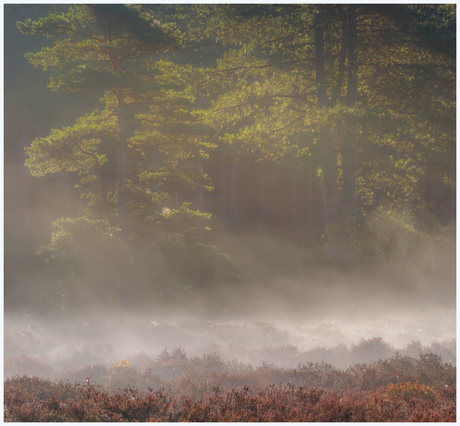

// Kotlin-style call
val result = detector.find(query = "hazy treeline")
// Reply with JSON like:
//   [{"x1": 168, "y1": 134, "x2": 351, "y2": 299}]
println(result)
[{"x1": 4, "y1": 5, "x2": 455, "y2": 314}]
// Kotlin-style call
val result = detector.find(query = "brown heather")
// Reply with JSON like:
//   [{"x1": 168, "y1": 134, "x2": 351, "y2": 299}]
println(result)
[{"x1": 4, "y1": 352, "x2": 456, "y2": 422}]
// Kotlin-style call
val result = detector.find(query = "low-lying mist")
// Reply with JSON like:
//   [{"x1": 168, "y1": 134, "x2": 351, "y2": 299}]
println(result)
[
  {"x1": 5, "y1": 220, "x2": 456, "y2": 384},
  {"x1": 5, "y1": 246, "x2": 456, "y2": 377},
  {"x1": 4, "y1": 306, "x2": 456, "y2": 383}
]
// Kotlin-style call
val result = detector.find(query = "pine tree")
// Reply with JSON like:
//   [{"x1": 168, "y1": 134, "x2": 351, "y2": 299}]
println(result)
[{"x1": 20, "y1": 5, "x2": 239, "y2": 310}]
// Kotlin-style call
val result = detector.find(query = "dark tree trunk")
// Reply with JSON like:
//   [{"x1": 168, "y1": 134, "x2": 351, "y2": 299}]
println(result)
[
  {"x1": 152, "y1": 150, "x2": 161, "y2": 194},
  {"x1": 314, "y1": 26, "x2": 329, "y2": 109},
  {"x1": 288, "y1": 156, "x2": 299, "y2": 239},
  {"x1": 221, "y1": 165, "x2": 227, "y2": 221},
  {"x1": 342, "y1": 5, "x2": 358, "y2": 219},
  {"x1": 306, "y1": 155, "x2": 314, "y2": 239},
  {"x1": 332, "y1": 7, "x2": 348, "y2": 105},
  {"x1": 315, "y1": 25, "x2": 338, "y2": 225},
  {"x1": 197, "y1": 163, "x2": 204, "y2": 212},
  {"x1": 345, "y1": 6, "x2": 358, "y2": 108},
  {"x1": 257, "y1": 162, "x2": 265, "y2": 226},
  {"x1": 231, "y1": 161, "x2": 237, "y2": 233},
  {"x1": 117, "y1": 86, "x2": 128, "y2": 243}
]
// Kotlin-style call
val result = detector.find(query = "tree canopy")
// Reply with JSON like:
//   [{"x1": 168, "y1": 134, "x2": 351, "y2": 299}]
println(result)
[{"x1": 10, "y1": 4, "x2": 456, "y2": 312}]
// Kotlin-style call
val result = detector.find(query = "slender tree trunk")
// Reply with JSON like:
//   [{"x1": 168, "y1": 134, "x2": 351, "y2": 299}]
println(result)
[
  {"x1": 306, "y1": 155, "x2": 313, "y2": 240},
  {"x1": 346, "y1": 6, "x2": 358, "y2": 108},
  {"x1": 342, "y1": 5, "x2": 358, "y2": 219},
  {"x1": 288, "y1": 156, "x2": 299, "y2": 239},
  {"x1": 174, "y1": 190, "x2": 179, "y2": 206},
  {"x1": 117, "y1": 86, "x2": 128, "y2": 243},
  {"x1": 231, "y1": 160, "x2": 237, "y2": 233},
  {"x1": 315, "y1": 25, "x2": 338, "y2": 225},
  {"x1": 314, "y1": 26, "x2": 329, "y2": 109},
  {"x1": 221, "y1": 165, "x2": 227, "y2": 221},
  {"x1": 197, "y1": 163, "x2": 204, "y2": 212},
  {"x1": 258, "y1": 162, "x2": 265, "y2": 226},
  {"x1": 152, "y1": 150, "x2": 161, "y2": 194},
  {"x1": 332, "y1": 7, "x2": 348, "y2": 105},
  {"x1": 95, "y1": 10, "x2": 129, "y2": 240},
  {"x1": 22, "y1": 107, "x2": 30, "y2": 224}
]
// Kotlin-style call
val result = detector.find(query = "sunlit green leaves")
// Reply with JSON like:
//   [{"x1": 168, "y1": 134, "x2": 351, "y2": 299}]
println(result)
[
  {"x1": 194, "y1": 4, "x2": 455, "y2": 222},
  {"x1": 25, "y1": 109, "x2": 116, "y2": 177}
]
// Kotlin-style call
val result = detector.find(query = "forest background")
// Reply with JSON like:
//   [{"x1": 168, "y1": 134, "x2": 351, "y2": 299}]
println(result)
[{"x1": 4, "y1": 4, "x2": 456, "y2": 319}]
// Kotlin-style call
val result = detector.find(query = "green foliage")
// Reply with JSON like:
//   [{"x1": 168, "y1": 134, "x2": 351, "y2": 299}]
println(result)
[
  {"x1": 39, "y1": 216, "x2": 121, "y2": 263},
  {"x1": 322, "y1": 208, "x2": 453, "y2": 269},
  {"x1": 150, "y1": 203, "x2": 241, "y2": 286},
  {"x1": 190, "y1": 4, "x2": 455, "y2": 227},
  {"x1": 36, "y1": 216, "x2": 126, "y2": 309},
  {"x1": 37, "y1": 204, "x2": 240, "y2": 310},
  {"x1": 18, "y1": 5, "x2": 180, "y2": 78},
  {"x1": 19, "y1": 4, "x2": 240, "y2": 308},
  {"x1": 25, "y1": 109, "x2": 115, "y2": 176},
  {"x1": 14, "y1": 4, "x2": 456, "y2": 309}
]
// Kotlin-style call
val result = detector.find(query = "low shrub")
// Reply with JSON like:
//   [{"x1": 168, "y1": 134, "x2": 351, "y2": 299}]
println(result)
[{"x1": 4, "y1": 352, "x2": 455, "y2": 422}]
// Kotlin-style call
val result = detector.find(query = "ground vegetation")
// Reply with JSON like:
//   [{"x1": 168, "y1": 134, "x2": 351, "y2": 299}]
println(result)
[{"x1": 5, "y1": 352, "x2": 456, "y2": 422}]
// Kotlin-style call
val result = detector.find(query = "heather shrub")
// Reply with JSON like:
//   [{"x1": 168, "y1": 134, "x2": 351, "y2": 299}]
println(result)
[
  {"x1": 427, "y1": 340, "x2": 456, "y2": 366},
  {"x1": 4, "y1": 376, "x2": 80, "y2": 405},
  {"x1": 247, "y1": 345, "x2": 301, "y2": 368},
  {"x1": 366, "y1": 381, "x2": 455, "y2": 422},
  {"x1": 379, "y1": 381, "x2": 438, "y2": 403},
  {"x1": 403, "y1": 340, "x2": 426, "y2": 358},
  {"x1": 5, "y1": 372, "x2": 455, "y2": 422},
  {"x1": 61, "y1": 364, "x2": 108, "y2": 385},
  {"x1": 350, "y1": 337, "x2": 394, "y2": 364},
  {"x1": 148, "y1": 348, "x2": 191, "y2": 380},
  {"x1": 3, "y1": 335, "x2": 456, "y2": 422},
  {"x1": 58, "y1": 344, "x2": 109, "y2": 370},
  {"x1": 4, "y1": 355, "x2": 55, "y2": 379},
  {"x1": 303, "y1": 343, "x2": 350, "y2": 368}
]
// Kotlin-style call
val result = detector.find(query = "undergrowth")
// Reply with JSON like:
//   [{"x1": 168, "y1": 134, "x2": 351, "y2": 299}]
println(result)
[{"x1": 4, "y1": 352, "x2": 455, "y2": 422}]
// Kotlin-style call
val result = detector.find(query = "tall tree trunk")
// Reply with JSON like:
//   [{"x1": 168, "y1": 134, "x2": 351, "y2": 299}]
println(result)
[
  {"x1": 197, "y1": 162, "x2": 204, "y2": 212},
  {"x1": 345, "y1": 6, "x2": 358, "y2": 108},
  {"x1": 221, "y1": 165, "x2": 227, "y2": 221},
  {"x1": 22, "y1": 108, "x2": 30, "y2": 223},
  {"x1": 314, "y1": 26, "x2": 329, "y2": 109},
  {"x1": 117, "y1": 86, "x2": 128, "y2": 243},
  {"x1": 306, "y1": 155, "x2": 313, "y2": 240},
  {"x1": 174, "y1": 190, "x2": 179, "y2": 206},
  {"x1": 342, "y1": 5, "x2": 358, "y2": 219},
  {"x1": 288, "y1": 156, "x2": 299, "y2": 239},
  {"x1": 332, "y1": 7, "x2": 348, "y2": 105},
  {"x1": 315, "y1": 25, "x2": 338, "y2": 225},
  {"x1": 258, "y1": 162, "x2": 265, "y2": 226},
  {"x1": 231, "y1": 160, "x2": 237, "y2": 233}
]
